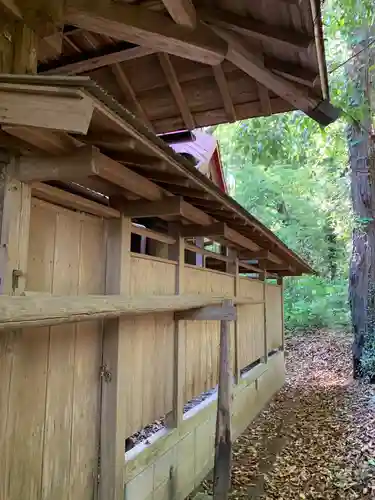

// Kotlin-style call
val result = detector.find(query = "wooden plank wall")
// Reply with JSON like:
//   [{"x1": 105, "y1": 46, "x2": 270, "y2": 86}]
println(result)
[
  {"x1": 0, "y1": 198, "x2": 105, "y2": 500},
  {"x1": 266, "y1": 283, "x2": 283, "y2": 351},
  {"x1": 123, "y1": 255, "x2": 176, "y2": 437},
  {"x1": 237, "y1": 277, "x2": 265, "y2": 370},
  {"x1": 183, "y1": 266, "x2": 235, "y2": 402},
  {"x1": 0, "y1": 197, "x2": 284, "y2": 500}
]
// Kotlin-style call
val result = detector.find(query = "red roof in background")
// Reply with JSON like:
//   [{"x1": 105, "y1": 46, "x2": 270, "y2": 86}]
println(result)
[{"x1": 169, "y1": 130, "x2": 227, "y2": 194}]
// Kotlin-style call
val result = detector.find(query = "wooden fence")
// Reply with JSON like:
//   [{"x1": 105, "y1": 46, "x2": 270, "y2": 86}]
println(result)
[{"x1": 0, "y1": 198, "x2": 284, "y2": 500}]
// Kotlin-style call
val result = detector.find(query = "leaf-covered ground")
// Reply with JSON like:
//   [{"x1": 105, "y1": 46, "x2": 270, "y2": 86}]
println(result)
[
  {"x1": 230, "y1": 331, "x2": 375, "y2": 499},
  {"x1": 201, "y1": 331, "x2": 375, "y2": 499}
]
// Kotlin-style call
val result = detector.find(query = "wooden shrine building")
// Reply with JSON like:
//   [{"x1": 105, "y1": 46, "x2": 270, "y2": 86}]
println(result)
[{"x1": 0, "y1": 1, "x2": 335, "y2": 500}]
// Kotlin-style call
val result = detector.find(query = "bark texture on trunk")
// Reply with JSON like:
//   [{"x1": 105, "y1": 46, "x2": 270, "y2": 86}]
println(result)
[{"x1": 348, "y1": 34, "x2": 375, "y2": 379}]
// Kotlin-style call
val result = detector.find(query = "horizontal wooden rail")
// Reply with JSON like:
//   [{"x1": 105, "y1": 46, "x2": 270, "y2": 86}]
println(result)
[
  {"x1": 0, "y1": 293, "x2": 257, "y2": 331},
  {"x1": 131, "y1": 224, "x2": 175, "y2": 245}
]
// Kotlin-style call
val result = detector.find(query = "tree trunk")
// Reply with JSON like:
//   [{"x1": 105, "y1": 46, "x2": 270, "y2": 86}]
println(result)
[{"x1": 348, "y1": 33, "x2": 375, "y2": 380}]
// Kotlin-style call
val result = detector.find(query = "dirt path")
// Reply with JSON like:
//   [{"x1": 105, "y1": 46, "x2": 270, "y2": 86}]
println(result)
[{"x1": 211, "y1": 332, "x2": 375, "y2": 499}]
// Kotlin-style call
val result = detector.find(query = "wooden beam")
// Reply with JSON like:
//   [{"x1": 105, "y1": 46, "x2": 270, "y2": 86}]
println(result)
[
  {"x1": 199, "y1": 7, "x2": 312, "y2": 50},
  {"x1": 166, "y1": 224, "x2": 185, "y2": 428},
  {"x1": 40, "y1": 44, "x2": 154, "y2": 74},
  {"x1": 111, "y1": 63, "x2": 154, "y2": 130},
  {"x1": 264, "y1": 56, "x2": 318, "y2": 88},
  {"x1": 185, "y1": 243, "x2": 234, "y2": 264},
  {"x1": 180, "y1": 200, "x2": 213, "y2": 225},
  {"x1": 175, "y1": 303, "x2": 236, "y2": 321},
  {"x1": 0, "y1": 84, "x2": 94, "y2": 134},
  {"x1": 112, "y1": 197, "x2": 183, "y2": 218},
  {"x1": 131, "y1": 224, "x2": 175, "y2": 245},
  {"x1": 213, "y1": 65, "x2": 237, "y2": 122},
  {"x1": 31, "y1": 182, "x2": 120, "y2": 219},
  {"x1": 224, "y1": 225, "x2": 258, "y2": 251},
  {"x1": 0, "y1": 293, "x2": 250, "y2": 330},
  {"x1": 216, "y1": 28, "x2": 322, "y2": 120},
  {"x1": 158, "y1": 52, "x2": 195, "y2": 130},
  {"x1": 161, "y1": 0, "x2": 196, "y2": 28},
  {"x1": 180, "y1": 222, "x2": 225, "y2": 238},
  {"x1": 134, "y1": 170, "x2": 191, "y2": 187},
  {"x1": 257, "y1": 83, "x2": 271, "y2": 116},
  {"x1": 14, "y1": 146, "x2": 97, "y2": 182},
  {"x1": 64, "y1": 1, "x2": 227, "y2": 65},
  {"x1": 213, "y1": 299, "x2": 233, "y2": 500},
  {"x1": 100, "y1": 216, "x2": 131, "y2": 500}
]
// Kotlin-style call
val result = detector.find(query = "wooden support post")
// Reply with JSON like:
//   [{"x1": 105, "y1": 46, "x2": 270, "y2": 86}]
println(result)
[
  {"x1": 166, "y1": 224, "x2": 185, "y2": 428},
  {"x1": 226, "y1": 248, "x2": 240, "y2": 383},
  {"x1": 277, "y1": 276, "x2": 285, "y2": 350},
  {"x1": 0, "y1": 154, "x2": 31, "y2": 296},
  {"x1": 100, "y1": 216, "x2": 131, "y2": 500},
  {"x1": 261, "y1": 271, "x2": 268, "y2": 363},
  {"x1": 213, "y1": 299, "x2": 232, "y2": 500}
]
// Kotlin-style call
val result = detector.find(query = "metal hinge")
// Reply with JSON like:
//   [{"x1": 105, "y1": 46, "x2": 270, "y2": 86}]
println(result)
[{"x1": 99, "y1": 364, "x2": 112, "y2": 383}]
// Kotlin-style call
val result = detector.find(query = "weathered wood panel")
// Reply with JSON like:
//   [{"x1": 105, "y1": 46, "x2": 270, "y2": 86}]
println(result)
[
  {"x1": 237, "y1": 277, "x2": 264, "y2": 370},
  {"x1": 122, "y1": 255, "x2": 176, "y2": 436},
  {"x1": 183, "y1": 267, "x2": 234, "y2": 402},
  {"x1": 0, "y1": 198, "x2": 105, "y2": 500},
  {"x1": 266, "y1": 284, "x2": 283, "y2": 351}
]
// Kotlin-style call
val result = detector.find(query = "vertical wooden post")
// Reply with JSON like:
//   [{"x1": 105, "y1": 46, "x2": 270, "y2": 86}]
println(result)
[
  {"x1": 0, "y1": 21, "x2": 36, "y2": 296},
  {"x1": 277, "y1": 276, "x2": 285, "y2": 350},
  {"x1": 100, "y1": 216, "x2": 131, "y2": 500},
  {"x1": 213, "y1": 299, "x2": 232, "y2": 500},
  {"x1": 261, "y1": 271, "x2": 268, "y2": 363},
  {"x1": 166, "y1": 225, "x2": 185, "y2": 428},
  {"x1": 226, "y1": 248, "x2": 239, "y2": 383}
]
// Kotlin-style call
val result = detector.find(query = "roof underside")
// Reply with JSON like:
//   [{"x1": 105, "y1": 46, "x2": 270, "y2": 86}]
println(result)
[
  {"x1": 0, "y1": 75, "x2": 313, "y2": 276},
  {"x1": 33, "y1": 0, "x2": 337, "y2": 131}
]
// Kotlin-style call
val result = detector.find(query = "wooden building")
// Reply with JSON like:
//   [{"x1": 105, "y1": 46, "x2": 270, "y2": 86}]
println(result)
[{"x1": 0, "y1": 1, "x2": 333, "y2": 500}]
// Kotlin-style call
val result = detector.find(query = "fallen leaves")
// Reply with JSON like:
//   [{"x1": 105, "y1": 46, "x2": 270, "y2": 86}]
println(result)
[{"x1": 203, "y1": 331, "x2": 375, "y2": 499}]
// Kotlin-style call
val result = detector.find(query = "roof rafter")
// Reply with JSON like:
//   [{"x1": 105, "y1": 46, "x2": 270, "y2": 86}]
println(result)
[
  {"x1": 212, "y1": 27, "x2": 338, "y2": 125},
  {"x1": 111, "y1": 63, "x2": 154, "y2": 131},
  {"x1": 212, "y1": 65, "x2": 237, "y2": 122},
  {"x1": 158, "y1": 52, "x2": 195, "y2": 130},
  {"x1": 161, "y1": 0, "x2": 197, "y2": 28},
  {"x1": 64, "y1": 1, "x2": 227, "y2": 65},
  {"x1": 199, "y1": 7, "x2": 313, "y2": 51}
]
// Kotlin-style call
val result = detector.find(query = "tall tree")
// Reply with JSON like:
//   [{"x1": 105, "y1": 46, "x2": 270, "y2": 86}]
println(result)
[{"x1": 347, "y1": 31, "x2": 375, "y2": 378}]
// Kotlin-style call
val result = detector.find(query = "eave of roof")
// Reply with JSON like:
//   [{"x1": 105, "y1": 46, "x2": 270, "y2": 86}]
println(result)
[{"x1": 0, "y1": 74, "x2": 314, "y2": 275}]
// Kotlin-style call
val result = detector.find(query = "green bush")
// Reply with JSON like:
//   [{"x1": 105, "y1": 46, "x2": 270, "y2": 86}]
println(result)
[{"x1": 284, "y1": 275, "x2": 350, "y2": 331}]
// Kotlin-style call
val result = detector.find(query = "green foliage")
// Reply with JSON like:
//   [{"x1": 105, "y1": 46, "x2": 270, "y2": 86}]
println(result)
[
  {"x1": 284, "y1": 276, "x2": 350, "y2": 331},
  {"x1": 215, "y1": 109, "x2": 352, "y2": 331}
]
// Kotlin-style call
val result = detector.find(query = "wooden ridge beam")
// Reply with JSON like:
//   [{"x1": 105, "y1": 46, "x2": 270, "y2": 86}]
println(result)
[
  {"x1": 158, "y1": 53, "x2": 195, "y2": 130},
  {"x1": 64, "y1": 1, "x2": 227, "y2": 65},
  {"x1": 161, "y1": 0, "x2": 196, "y2": 28},
  {"x1": 199, "y1": 7, "x2": 313, "y2": 50},
  {"x1": 0, "y1": 293, "x2": 252, "y2": 331}
]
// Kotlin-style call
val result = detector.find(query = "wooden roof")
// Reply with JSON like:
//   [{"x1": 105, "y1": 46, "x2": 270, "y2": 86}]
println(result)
[
  {"x1": 31, "y1": 0, "x2": 339, "y2": 131},
  {"x1": 0, "y1": 74, "x2": 313, "y2": 275},
  {"x1": 170, "y1": 130, "x2": 227, "y2": 192}
]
